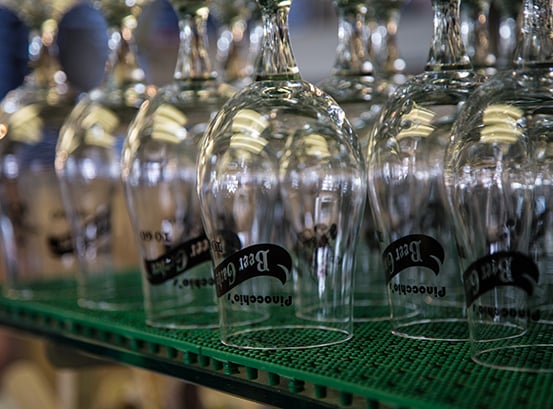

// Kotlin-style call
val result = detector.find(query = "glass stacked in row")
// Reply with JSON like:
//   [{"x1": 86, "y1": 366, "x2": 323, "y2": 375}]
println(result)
[{"x1": 2, "y1": 0, "x2": 553, "y2": 372}]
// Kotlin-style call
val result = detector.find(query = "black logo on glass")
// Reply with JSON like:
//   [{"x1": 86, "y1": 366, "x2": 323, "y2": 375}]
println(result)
[
  {"x1": 463, "y1": 251, "x2": 539, "y2": 307},
  {"x1": 47, "y1": 232, "x2": 74, "y2": 256},
  {"x1": 145, "y1": 235, "x2": 211, "y2": 285},
  {"x1": 383, "y1": 234, "x2": 445, "y2": 282},
  {"x1": 214, "y1": 243, "x2": 292, "y2": 297},
  {"x1": 48, "y1": 210, "x2": 111, "y2": 257}
]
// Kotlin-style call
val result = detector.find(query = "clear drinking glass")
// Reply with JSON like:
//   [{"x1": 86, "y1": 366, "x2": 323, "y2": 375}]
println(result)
[
  {"x1": 446, "y1": 0, "x2": 553, "y2": 372},
  {"x1": 318, "y1": 0, "x2": 389, "y2": 321},
  {"x1": 122, "y1": 0, "x2": 234, "y2": 328},
  {"x1": 460, "y1": 0, "x2": 496, "y2": 76},
  {"x1": 367, "y1": 0, "x2": 483, "y2": 340},
  {"x1": 493, "y1": 0, "x2": 522, "y2": 71},
  {"x1": 210, "y1": 0, "x2": 262, "y2": 89},
  {"x1": 55, "y1": 0, "x2": 149, "y2": 310},
  {"x1": 368, "y1": 0, "x2": 408, "y2": 91},
  {"x1": 0, "y1": 1, "x2": 82, "y2": 299},
  {"x1": 197, "y1": 0, "x2": 366, "y2": 349}
]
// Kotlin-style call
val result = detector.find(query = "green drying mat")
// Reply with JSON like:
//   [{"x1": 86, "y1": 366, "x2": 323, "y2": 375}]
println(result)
[{"x1": 0, "y1": 282, "x2": 550, "y2": 409}]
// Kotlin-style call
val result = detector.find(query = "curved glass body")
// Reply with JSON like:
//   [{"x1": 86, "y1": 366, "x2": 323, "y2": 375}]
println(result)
[
  {"x1": 367, "y1": 0, "x2": 483, "y2": 340},
  {"x1": 55, "y1": 0, "x2": 149, "y2": 310},
  {"x1": 122, "y1": 0, "x2": 234, "y2": 328},
  {"x1": 197, "y1": 0, "x2": 366, "y2": 350},
  {"x1": 198, "y1": 79, "x2": 366, "y2": 349},
  {"x1": 0, "y1": 3, "x2": 82, "y2": 299},
  {"x1": 318, "y1": 0, "x2": 389, "y2": 321},
  {"x1": 446, "y1": 0, "x2": 553, "y2": 372}
]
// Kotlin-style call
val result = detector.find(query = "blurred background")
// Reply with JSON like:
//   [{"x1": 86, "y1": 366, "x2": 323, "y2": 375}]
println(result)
[{"x1": 0, "y1": 0, "x2": 436, "y2": 99}]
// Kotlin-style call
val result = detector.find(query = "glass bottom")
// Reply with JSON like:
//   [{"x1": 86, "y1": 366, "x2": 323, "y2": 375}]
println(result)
[
  {"x1": 473, "y1": 344, "x2": 553, "y2": 373},
  {"x1": 391, "y1": 318, "x2": 469, "y2": 341},
  {"x1": 78, "y1": 294, "x2": 143, "y2": 311},
  {"x1": 146, "y1": 305, "x2": 220, "y2": 329},
  {"x1": 353, "y1": 300, "x2": 390, "y2": 322},
  {"x1": 470, "y1": 320, "x2": 553, "y2": 372},
  {"x1": 4, "y1": 278, "x2": 76, "y2": 301},
  {"x1": 222, "y1": 325, "x2": 353, "y2": 350},
  {"x1": 78, "y1": 269, "x2": 143, "y2": 311}
]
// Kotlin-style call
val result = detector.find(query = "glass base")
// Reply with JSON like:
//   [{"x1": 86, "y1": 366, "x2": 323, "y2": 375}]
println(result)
[
  {"x1": 78, "y1": 269, "x2": 143, "y2": 311},
  {"x1": 470, "y1": 321, "x2": 553, "y2": 372},
  {"x1": 391, "y1": 318, "x2": 469, "y2": 341},
  {"x1": 4, "y1": 279, "x2": 76, "y2": 301},
  {"x1": 146, "y1": 305, "x2": 220, "y2": 329},
  {"x1": 353, "y1": 300, "x2": 390, "y2": 322},
  {"x1": 472, "y1": 344, "x2": 553, "y2": 373},
  {"x1": 221, "y1": 325, "x2": 353, "y2": 350},
  {"x1": 78, "y1": 295, "x2": 143, "y2": 311}
]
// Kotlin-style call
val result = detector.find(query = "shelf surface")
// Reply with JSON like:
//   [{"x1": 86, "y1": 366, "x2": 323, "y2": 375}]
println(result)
[{"x1": 0, "y1": 281, "x2": 551, "y2": 409}]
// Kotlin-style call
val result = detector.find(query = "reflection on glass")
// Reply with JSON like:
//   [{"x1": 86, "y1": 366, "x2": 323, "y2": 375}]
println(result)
[{"x1": 479, "y1": 104, "x2": 523, "y2": 143}]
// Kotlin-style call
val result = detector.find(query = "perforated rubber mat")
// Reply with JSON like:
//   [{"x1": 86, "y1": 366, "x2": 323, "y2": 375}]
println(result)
[{"x1": 0, "y1": 280, "x2": 550, "y2": 409}]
